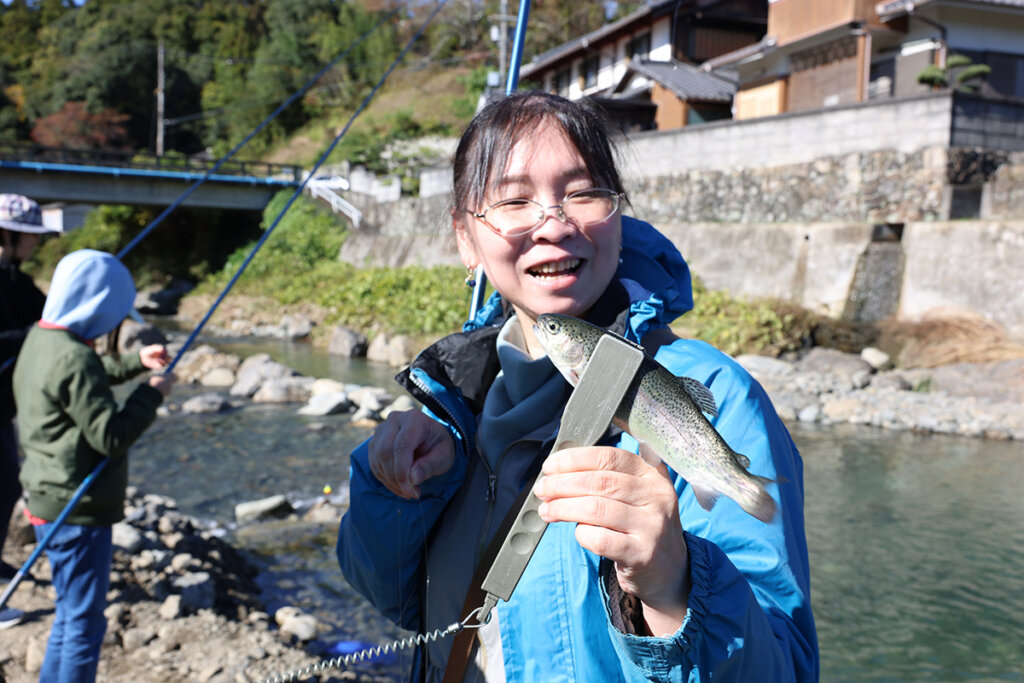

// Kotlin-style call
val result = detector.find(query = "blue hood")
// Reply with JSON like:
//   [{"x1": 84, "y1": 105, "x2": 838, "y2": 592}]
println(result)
[
  {"x1": 41, "y1": 249, "x2": 137, "y2": 340},
  {"x1": 465, "y1": 216, "x2": 693, "y2": 341}
]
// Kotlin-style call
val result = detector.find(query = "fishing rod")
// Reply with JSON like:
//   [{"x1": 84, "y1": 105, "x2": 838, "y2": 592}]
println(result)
[
  {"x1": 0, "y1": 7, "x2": 406, "y2": 613},
  {"x1": 116, "y1": 7, "x2": 399, "y2": 260},
  {"x1": 164, "y1": 0, "x2": 447, "y2": 376},
  {"x1": 467, "y1": 0, "x2": 531, "y2": 323}
]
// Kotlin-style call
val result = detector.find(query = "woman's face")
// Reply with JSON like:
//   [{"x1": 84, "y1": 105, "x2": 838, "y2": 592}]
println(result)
[{"x1": 455, "y1": 119, "x2": 622, "y2": 354}]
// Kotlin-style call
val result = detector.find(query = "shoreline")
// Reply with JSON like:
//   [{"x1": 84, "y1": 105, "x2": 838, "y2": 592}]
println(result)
[{"x1": 0, "y1": 491, "x2": 391, "y2": 683}]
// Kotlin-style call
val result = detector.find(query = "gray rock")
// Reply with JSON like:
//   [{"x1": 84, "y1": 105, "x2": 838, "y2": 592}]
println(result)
[
  {"x1": 297, "y1": 391, "x2": 351, "y2": 416},
  {"x1": 181, "y1": 393, "x2": 232, "y2": 414},
  {"x1": 860, "y1": 346, "x2": 893, "y2": 370},
  {"x1": 112, "y1": 522, "x2": 145, "y2": 554},
  {"x1": 173, "y1": 571, "x2": 215, "y2": 611},
  {"x1": 797, "y1": 404, "x2": 821, "y2": 423},
  {"x1": 229, "y1": 370, "x2": 263, "y2": 398},
  {"x1": 796, "y1": 347, "x2": 873, "y2": 376},
  {"x1": 122, "y1": 626, "x2": 156, "y2": 652},
  {"x1": 281, "y1": 314, "x2": 313, "y2": 339},
  {"x1": 159, "y1": 594, "x2": 183, "y2": 620},
  {"x1": 201, "y1": 367, "x2": 236, "y2": 387},
  {"x1": 328, "y1": 326, "x2": 368, "y2": 357},
  {"x1": 274, "y1": 607, "x2": 319, "y2": 643},
  {"x1": 735, "y1": 354, "x2": 794, "y2": 378},
  {"x1": 25, "y1": 636, "x2": 45, "y2": 673},
  {"x1": 870, "y1": 372, "x2": 912, "y2": 391},
  {"x1": 252, "y1": 376, "x2": 315, "y2": 404},
  {"x1": 367, "y1": 333, "x2": 416, "y2": 367},
  {"x1": 118, "y1": 319, "x2": 170, "y2": 355},
  {"x1": 234, "y1": 495, "x2": 295, "y2": 523}
]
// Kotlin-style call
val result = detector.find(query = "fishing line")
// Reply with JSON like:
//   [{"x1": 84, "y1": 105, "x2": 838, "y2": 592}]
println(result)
[
  {"x1": 115, "y1": 6, "x2": 400, "y2": 260},
  {"x1": 163, "y1": 0, "x2": 446, "y2": 375},
  {"x1": 0, "y1": 0, "x2": 403, "y2": 613},
  {"x1": 255, "y1": 608, "x2": 489, "y2": 683},
  {"x1": 468, "y1": 0, "x2": 532, "y2": 322}
]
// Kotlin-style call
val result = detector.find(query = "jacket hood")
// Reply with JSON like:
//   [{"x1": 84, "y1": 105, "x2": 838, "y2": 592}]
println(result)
[
  {"x1": 464, "y1": 216, "x2": 693, "y2": 342},
  {"x1": 41, "y1": 249, "x2": 137, "y2": 340}
]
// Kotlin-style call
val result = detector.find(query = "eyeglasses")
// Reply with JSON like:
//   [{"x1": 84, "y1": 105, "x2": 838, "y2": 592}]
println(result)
[{"x1": 469, "y1": 188, "x2": 623, "y2": 237}]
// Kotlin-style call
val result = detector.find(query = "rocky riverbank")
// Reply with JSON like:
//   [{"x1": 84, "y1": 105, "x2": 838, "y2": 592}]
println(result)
[
  {"x1": 737, "y1": 348, "x2": 1024, "y2": 441},
  {"x1": 0, "y1": 491, "x2": 393, "y2": 683},
  {"x1": 2, "y1": 316, "x2": 1021, "y2": 683}
]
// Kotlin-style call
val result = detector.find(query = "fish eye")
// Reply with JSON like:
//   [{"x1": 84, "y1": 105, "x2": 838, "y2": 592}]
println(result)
[{"x1": 545, "y1": 320, "x2": 559, "y2": 332}]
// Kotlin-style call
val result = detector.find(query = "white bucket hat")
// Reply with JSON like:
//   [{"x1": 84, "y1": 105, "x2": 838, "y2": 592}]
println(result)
[{"x1": 0, "y1": 194, "x2": 60, "y2": 234}]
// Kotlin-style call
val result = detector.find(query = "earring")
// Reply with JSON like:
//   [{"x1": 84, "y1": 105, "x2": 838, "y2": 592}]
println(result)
[{"x1": 464, "y1": 266, "x2": 477, "y2": 288}]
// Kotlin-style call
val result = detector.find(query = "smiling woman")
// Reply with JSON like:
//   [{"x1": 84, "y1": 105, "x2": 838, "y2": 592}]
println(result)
[{"x1": 336, "y1": 91, "x2": 819, "y2": 682}]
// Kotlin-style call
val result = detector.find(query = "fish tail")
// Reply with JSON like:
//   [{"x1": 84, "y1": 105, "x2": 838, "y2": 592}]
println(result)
[{"x1": 742, "y1": 476, "x2": 777, "y2": 523}]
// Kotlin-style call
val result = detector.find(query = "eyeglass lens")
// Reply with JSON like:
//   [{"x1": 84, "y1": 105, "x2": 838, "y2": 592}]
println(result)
[{"x1": 485, "y1": 189, "x2": 619, "y2": 236}]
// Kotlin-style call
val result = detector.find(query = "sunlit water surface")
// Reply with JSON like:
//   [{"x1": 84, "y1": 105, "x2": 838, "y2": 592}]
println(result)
[{"x1": 126, "y1": 337, "x2": 1024, "y2": 681}]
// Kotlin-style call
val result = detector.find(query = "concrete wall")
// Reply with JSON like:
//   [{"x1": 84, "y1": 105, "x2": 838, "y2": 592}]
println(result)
[
  {"x1": 334, "y1": 92, "x2": 1024, "y2": 339},
  {"x1": 616, "y1": 91, "x2": 953, "y2": 176},
  {"x1": 901, "y1": 221, "x2": 1024, "y2": 339}
]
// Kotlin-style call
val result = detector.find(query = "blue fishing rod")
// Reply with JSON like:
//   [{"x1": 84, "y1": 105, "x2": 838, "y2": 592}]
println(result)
[
  {"x1": 116, "y1": 7, "x2": 399, "y2": 261},
  {"x1": 0, "y1": 8, "x2": 412, "y2": 614},
  {"x1": 467, "y1": 0, "x2": 531, "y2": 322}
]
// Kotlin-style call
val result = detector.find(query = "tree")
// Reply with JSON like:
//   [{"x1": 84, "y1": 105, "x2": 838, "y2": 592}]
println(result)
[
  {"x1": 918, "y1": 54, "x2": 992, "y2": 93},
  {"x1": 30, "y1": 100, "x2": 130, "y2": 148}
]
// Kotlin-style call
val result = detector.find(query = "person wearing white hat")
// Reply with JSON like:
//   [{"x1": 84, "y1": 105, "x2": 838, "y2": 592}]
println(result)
[{"x1": 0, "y1": 194, "x2": 60, "y2": 629}]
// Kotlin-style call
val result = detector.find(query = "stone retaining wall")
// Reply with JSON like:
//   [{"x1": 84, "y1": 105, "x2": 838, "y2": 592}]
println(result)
[{"x1": 331, "y1": 94, "x2": 1024, "y2": 338}]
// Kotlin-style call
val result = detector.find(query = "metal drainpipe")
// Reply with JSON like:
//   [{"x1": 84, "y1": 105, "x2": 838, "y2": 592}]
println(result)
[
  {"x1": 902, "y1": 2, "x2": 949, "y2": 67},
  {"x1": 851, "y1": 24, "x2": 872, "y2": 102}
]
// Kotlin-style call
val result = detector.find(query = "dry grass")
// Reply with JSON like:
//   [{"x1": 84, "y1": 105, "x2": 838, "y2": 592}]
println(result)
[{"x1": 879, "y1": 309, "x2": 1024, "y2": 368}]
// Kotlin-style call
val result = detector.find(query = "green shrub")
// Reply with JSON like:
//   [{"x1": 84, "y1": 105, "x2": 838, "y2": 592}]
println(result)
[{"x1": 676, "y1": 277, "x2": 818, "y2": 357}]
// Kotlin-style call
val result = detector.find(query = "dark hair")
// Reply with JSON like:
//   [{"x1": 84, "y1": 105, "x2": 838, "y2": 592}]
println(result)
[{"x1": 451, "y1": 91, "x2": 627, "y2": 218}]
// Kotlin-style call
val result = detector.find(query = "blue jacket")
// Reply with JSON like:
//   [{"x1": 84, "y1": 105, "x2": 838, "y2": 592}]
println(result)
[{"x1": 338, "y1": 217, "x2": 818, "y2": 681}]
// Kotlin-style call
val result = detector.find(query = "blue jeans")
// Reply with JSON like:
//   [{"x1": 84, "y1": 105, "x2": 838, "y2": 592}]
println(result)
[
  {"x1": 33, "y1": 522, "x2": 112, "y2": 683},
  {"x1": 0, "y1": 422, "x2": 22, "y2": 557}
]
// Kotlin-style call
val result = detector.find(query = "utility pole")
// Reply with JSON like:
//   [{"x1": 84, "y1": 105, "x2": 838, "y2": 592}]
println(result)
[
  {"x1": 156, "y1": 41, "x2": 165, "y2": 156},
  {"x1": 491, "y1": 0, "x2": 515, "y2": 88},
  {"x1": 498, "y1": 0, "x2": 508, "y2": 86}
]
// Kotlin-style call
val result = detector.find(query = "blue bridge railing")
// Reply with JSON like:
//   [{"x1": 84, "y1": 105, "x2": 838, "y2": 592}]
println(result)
[{"x1": 0, "y1": 142, "x2": 304, "y2": 184}]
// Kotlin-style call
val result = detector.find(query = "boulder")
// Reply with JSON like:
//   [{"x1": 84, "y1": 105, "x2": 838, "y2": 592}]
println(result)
[
  {"x1": 234, "y1": 495, "x2": 294, "y2": 523},
  {"x1": 328, "y1": 326, "x2": 368, "y2": 357}
]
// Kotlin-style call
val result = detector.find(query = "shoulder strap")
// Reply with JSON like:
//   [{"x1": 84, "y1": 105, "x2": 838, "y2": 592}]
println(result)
[{"x1": 442, "y1": 470, "x2": 539, "y2": 683}]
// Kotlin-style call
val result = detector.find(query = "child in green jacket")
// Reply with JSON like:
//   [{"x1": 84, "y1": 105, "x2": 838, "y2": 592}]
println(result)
[{"x1": 13, "y1": 249, "x2": 175, "y2": 682}]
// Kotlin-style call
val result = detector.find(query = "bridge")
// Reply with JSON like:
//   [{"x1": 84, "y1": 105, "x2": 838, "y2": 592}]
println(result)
[{"x1": 0, "y1": 143, "x2": 304, "y2": 211}]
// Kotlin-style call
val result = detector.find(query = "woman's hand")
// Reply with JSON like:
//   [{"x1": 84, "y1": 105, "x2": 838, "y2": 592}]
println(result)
[
  {"x1": 367, "y1": 409, "x2": 456, "y2": 499},
  {"x1": 533, "y1": 446, "x2": 690, "y2": 636},
  {"x1": 147, "y1": 372, "x2": 176, "y2": 397},
  {"x1": 139, "y1": 344, "x2": 171, "y2": 370}
]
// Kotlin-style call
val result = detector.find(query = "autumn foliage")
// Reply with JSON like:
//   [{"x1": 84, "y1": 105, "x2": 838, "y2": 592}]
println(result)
[{"x1": 30, "y1": 101, "x2": 131, "y2": 149}]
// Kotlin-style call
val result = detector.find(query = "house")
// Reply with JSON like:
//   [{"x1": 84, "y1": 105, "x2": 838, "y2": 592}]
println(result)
[
  {"x1": 702, "y1": 0, "x2": 1024, "y2": 119},
  {"x1": 519, "y1": 0, "x2": 768, "y2": 131}
]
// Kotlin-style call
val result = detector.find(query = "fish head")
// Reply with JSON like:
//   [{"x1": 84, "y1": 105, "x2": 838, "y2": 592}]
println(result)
[{"x1": 533, "y1": 313, "x2": 603, "y2": 385}]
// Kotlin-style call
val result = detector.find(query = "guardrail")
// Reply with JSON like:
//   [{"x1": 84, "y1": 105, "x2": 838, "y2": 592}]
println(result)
[{"x1": 0, "y1": 142, "x2": 304, "y2": 182}]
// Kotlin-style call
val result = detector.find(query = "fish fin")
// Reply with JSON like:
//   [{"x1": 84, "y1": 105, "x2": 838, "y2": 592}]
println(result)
[
  {"x1": 636, "y1": 440, "x2": 663, "y2": 469},
  {"x1": 735, "y1": 451, "x2": 751, "y2": 469},
  {"x1": 744, "y1": 479, "x2": 777, "y2": 523},
  {"x1": 677, "y1": 377, "x2": 718, "y2": 417},
  {"x1": 690, "y1": 483, "x2": 720, "y2": 512}
]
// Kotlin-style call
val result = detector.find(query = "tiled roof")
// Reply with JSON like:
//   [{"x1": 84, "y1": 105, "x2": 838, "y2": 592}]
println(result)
[
  {"x1": 876, "y1": 0, "x2": 1024, "y2": 21},
  {"x1": 622, "y1": 59, "x2": 737, "y2": 102}
]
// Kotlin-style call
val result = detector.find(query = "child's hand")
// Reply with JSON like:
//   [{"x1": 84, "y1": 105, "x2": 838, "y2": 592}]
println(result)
[
  {"x1": 139, "y1": 344, "x2": 171, "y2": 370},
  {"x1": 147, "y1": 372, "x2": 176, "y2": 397}
]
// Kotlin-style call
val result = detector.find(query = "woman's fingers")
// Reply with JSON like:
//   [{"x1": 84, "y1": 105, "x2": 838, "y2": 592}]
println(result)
[{"x1": 368, "y1": 410, "x2": 454, "y2": 499}]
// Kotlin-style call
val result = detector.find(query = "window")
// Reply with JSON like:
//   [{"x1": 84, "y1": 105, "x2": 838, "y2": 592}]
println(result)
[
  {"x1": 583, "y1": 55, "x2": 600, "y2": 89},
  {"x1": 628, "y1": 32, "x2": 650, "y2": 60},
  {"x1": 553, "y1": 68, "x2": 571, "y2": 96}
]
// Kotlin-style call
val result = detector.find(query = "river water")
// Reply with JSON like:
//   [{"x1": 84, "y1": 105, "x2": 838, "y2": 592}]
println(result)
[{"x1": 126, "y1": 336, "x2": 1024, "y2": 681}]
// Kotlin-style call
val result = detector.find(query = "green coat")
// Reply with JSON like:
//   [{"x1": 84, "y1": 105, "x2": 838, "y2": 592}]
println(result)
[{"x1": 14, "y1": 326, "x2": 163, "y2": 525}]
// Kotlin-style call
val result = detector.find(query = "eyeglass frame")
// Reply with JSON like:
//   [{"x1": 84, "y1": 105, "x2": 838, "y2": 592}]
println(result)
[{"x1": 465, "y1": 187, "x2": 624, "y2": 238}]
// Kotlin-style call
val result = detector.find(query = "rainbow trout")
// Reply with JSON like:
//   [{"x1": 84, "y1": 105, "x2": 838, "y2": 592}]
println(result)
[{"x1": 533, "y1": 313, "x2": 776, "y2": 523}]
